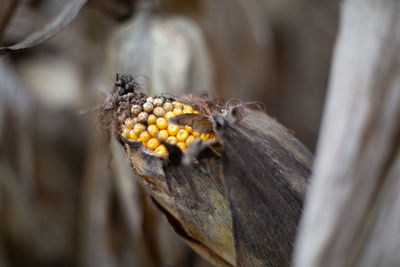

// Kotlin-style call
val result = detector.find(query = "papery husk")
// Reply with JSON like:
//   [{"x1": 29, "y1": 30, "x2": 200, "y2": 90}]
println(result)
[
  {"x1": 115, "y1": 105, "x2": 312, "y2": 267},
  {"x1": 213, "y1": 107, "x2": 312, "y2": 266}
]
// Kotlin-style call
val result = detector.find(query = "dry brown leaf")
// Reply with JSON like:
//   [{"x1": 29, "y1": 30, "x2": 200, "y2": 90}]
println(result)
[{"x1": 0, "y1": 0, "x2": 87, "y2": 56}]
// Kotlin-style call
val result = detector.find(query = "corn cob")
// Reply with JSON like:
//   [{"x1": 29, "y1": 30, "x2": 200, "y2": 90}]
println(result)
[{"x1": 118, "y1": 95, "x2": 216, "y2": 156}]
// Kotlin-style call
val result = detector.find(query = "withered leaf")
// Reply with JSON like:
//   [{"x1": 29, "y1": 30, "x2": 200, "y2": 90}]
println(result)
[
  {"x1": 0, "y1": 0, "x2": 87, "y2": 56},
  {"x1": 169, "y1": 113, "x2": 214, "y2": 133},
  {"x1": 213, "y1": 107, "x2": 312, "y2": 267}
]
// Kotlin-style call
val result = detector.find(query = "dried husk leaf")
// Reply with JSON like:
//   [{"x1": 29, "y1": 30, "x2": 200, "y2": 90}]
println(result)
[
  {"x1": 119, "y1": 140, "x2": 176, "y2": 220},
  {"x1": 0, "y1": 0, "x2": 87, "y2": 56},
  {"x1": 214, "y1": 107, "x2": 311, "y2": 266},
  {"x1": 162, "y1": 141, "x2": 235, "y2": 266},
  {"x1": 116, "y1": 135, "x2": 234, "y2": 266}
]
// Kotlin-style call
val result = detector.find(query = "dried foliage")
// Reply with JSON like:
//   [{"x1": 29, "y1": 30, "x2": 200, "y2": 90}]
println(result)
[
  {"x1": 0, "y1": 0, "x2": 339, "y2": 266},
  {"x1": 2, "y1": 0, "x2": 397, "y2": 266}
]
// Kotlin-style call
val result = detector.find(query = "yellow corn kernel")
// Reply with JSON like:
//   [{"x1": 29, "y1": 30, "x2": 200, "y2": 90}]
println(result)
[
  {"x1": 165, "y1": 111, "x2": 175, "y2": 120},
  {"x1": 122, "y1": 127, "x2": 130, "y2": 138},
  {"x1": 200, "y1": 133, "x2": 210, "y2": 141},
  {"x1": 167, "y1": 124, "x2": 179, "y2": 136},
  {"x1": 146, "y1": 96, "x2": 154, "y2": 103},
  {"x1": 139, "y1": 131, "x2": 151, "y2": 144},
  {"x1": 183, "y1": 105, "x2": 193, "y2": 114},
  {"x1": 133, "y1": 123, "x2": 146, "y2": 136},
  {"x1": 153, "y1": 107, "x2": 165, "y2": 117},
  {"x1": 154, "y1": 144, "x2": 167, "y2": 156},
  {"x1": 193, "y1": 110, "x2": 199, "y2": 114},
  {"x1": 125, "y1": 118, "x2": 134, "y2": 128},
  {"x1": 173, "y1": 108, "x2": 182, "y2": 116},
  {"x1": 157, "y1": 129, "x2": 169, "y2": 141},
  {"x1": 131, "y1": 104, "x2": 142, "y2": 115},
  {"x1": 177, "y1": 142, "x2": 186, "y2": 151},
  {"x1": 176, "y1": 129, "x2": 189, "y2": 142},
  {"x1": 163, "y1": 102, "x2": 173, "y2": 112},
  {"x1": 186, "y1": 135, "x2": 195, "y2": 145},
  {"x1": 143, "y1": 102, "x2": 154, "y2": 113},
  {"x1": 138, "y1": 112, "x2": 149, "y2": 123},
  {"x1": 129, "y1": 129, "x2": 138, "y2": 140},
  {"x1": 153, "y1": 98, "x2": 163, "y2": 107},
  {"x1": 192, "y1": 131, "x2": 200, "y2": 137},
  {"x1": 166, "y1": 136, "x2": 178, "y2": 145},
  {"x1": 156, "y1": 117, "x2": 168, "y2": 129},
  {"x1": 184, "y1": 125, "x2": 193, "y2": 133},
  {"x1": 146, "y1": 138, "x2": 160, "y2": 150},
  {"x1": 172, "y1": 101, "x2": 183, "y2": 108},
  {"x1": 148, "y1": 114, "x2": 157, "y2": 124},
  {"x1": 147, "y1": 124, "x2": 159, "y2": 137}
]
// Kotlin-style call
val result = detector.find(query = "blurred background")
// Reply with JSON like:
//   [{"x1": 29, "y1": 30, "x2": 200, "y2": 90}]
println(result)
[{"x1": 0, "y1": 0, "x2": 339, "y2": 266}]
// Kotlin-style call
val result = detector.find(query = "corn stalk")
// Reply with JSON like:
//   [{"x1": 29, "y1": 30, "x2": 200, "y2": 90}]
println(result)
[{"x1": 294, "y1": 0, "x2": 400, "y2": 266}]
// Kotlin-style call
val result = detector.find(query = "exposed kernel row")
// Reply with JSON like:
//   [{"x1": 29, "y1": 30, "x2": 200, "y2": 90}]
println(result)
[{"x1": 120, "y1": 97, "x2": 216, "y2": 156}]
